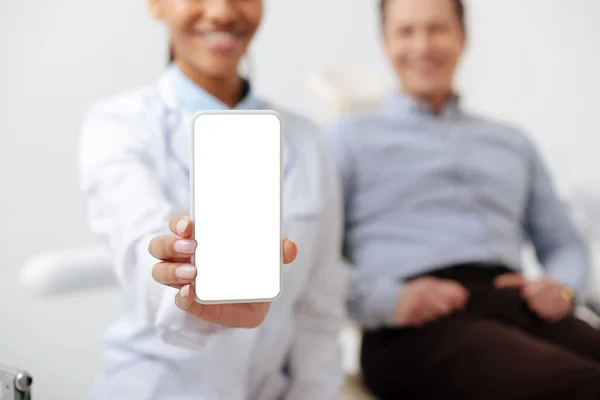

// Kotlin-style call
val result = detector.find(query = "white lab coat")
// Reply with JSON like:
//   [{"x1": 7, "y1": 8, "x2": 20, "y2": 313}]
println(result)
[{"x1": 78, "y1": 70, "x2": 346, "y2": 400}]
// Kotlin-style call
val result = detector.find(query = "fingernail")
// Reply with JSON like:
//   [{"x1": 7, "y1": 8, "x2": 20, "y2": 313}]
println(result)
[
  {"x1": 175, "y1": 265, "x2": 196, "y2": 279},
  {"x1": 174, "y1": 240, "x2": 196, "y2": 254},
  {"x1": 176, "y1": 217, "x2": 189, "y2": 235},
  {"x1": 180, "y1": 285, "x2": 190, "y2": 298}
]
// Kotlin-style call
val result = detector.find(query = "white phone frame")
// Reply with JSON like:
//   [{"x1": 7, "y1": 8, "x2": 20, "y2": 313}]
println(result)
[{"x1": 189, "y1": 109, "x2": 283, "y2": 304}]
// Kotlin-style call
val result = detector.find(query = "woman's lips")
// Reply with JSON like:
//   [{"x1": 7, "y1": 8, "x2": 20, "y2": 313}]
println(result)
[{"x1": 196, "y1": 31, "x2": 245, "y2": 53}]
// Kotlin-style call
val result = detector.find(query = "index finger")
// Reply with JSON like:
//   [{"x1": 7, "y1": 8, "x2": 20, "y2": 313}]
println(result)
[
  {"x1": 169, "y1": 214, "x2": 193, "y2": 238},
  {"x1": 494, "y1": 273, "x2": 526, "y2": 289},
  {"x1": 149, "y1": 234, "x2": 196, "y2": 261},
  {"x1": 440, "y1": 281, "x2": 469, "y2": 308}
]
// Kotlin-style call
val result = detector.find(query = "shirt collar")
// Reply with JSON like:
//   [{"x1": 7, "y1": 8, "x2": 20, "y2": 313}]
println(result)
[
  {"x1": 166, "y1": 62, "x2": 262, "y2": 114},
  {"x1": 383, "y1": 90, "x2": 462, "y2": 120}
]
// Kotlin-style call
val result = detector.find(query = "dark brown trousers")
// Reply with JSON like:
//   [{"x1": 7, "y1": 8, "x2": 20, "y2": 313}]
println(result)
[{"x1": 361, "y1": 265, "x2": 600, "y2": 400}]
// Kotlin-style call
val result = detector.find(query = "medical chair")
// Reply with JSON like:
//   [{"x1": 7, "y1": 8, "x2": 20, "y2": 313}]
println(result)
[{"x1": 19, "y1": 69, "x2": 600, "y2": 400}]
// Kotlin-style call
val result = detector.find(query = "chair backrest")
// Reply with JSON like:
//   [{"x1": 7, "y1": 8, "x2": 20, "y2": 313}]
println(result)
[
  {"x1": 20, "y1": 244, "x2": 117, "y2": 297},
  {"x1": 306, "y1": 67, "x2": 392, "y2": 125}
]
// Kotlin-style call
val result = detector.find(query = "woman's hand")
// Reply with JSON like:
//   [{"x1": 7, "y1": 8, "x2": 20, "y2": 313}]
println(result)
[{"x1": 149, "y1": 214, "x2": 298, "y2": 329}]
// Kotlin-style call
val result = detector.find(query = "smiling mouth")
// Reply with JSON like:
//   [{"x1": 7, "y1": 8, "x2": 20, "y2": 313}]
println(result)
[
  {"x1": 195, "y1": 30, "x2": 247, "y2": 53},
  {"x1": 407, "y1": 58, "x2": 444, "y2": 75}
]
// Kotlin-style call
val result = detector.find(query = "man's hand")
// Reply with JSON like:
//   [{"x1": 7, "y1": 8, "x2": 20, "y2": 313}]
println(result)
[
  {"x1": 149, "y1": 214, "x2": 298, "y2": 329},
  {"x1": 494, "y1": 273, "x2": 574, "y2": 322},
  {"x1": 395, "y1": 277, "x2": 469, "y2": 327}
]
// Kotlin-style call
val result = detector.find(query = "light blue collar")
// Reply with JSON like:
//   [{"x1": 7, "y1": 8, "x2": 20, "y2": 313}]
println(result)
[
  {"x1": 383, "y1": 90, "x2": 462, "y2": 120},
  {"x1": 167, "y1": 63, "x2": 262, "y2": 114}
]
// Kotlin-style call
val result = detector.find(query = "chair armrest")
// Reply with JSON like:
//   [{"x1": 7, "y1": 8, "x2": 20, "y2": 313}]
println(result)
[
  {"x1": 576, "y1": 306, "x2": 600, "y2": 328},
  {"x1": 339, "y1": 321, "x2": 362, "y2": 375},
  {"x1": 585, "y1": 237, "x2": 600, "y2": 313},
  {"x1": 19, "y1": 244, "x2": 118, "y2": 296}
]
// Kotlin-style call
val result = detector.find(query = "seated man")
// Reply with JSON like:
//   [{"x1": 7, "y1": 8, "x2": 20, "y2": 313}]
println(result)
[{"x1": 329, "y1": 0, "x2": 600, "y2": 399}]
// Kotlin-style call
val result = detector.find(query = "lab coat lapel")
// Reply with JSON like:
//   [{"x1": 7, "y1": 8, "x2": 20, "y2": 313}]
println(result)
[
  {"x1": 170, "y1": 113, "x2": 193, "y2": 176},
  {"x1": 157, "y1": 72, "x2": 192, "y2": 176},
  {"x1": 281, "y1": 134, "x2": 323, "y2": 220}
]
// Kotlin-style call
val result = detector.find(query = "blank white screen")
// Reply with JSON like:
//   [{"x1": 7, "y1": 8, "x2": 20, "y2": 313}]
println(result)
[{"x1": 192, "y1": 112, "x2": 282, "y2": 303}]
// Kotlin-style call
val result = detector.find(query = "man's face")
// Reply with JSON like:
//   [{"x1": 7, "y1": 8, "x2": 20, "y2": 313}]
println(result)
[{"x1": 383, "y1": 0, "x2": 465, "y2": 99}]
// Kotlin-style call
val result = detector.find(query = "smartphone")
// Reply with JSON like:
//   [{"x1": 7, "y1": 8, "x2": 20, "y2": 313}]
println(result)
[
  {"x1": 0, "y1": 364, "x2": 32, "y2": 400},
  {"x1": 190, "y1": 110, "x2": 282, "y2": 304}
]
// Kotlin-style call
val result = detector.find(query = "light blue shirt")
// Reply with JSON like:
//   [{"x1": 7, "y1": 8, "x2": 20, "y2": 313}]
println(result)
[
  {"x1": 329, "y1": 92, "x2": 589, "y2": 329},
  {"x1": 168, "y1": 63, "x2": 259, "y2": 112}
]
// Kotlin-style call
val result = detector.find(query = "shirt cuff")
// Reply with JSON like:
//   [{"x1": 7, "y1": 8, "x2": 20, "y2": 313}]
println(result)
[
  {"x1": 547, "y1": 271, "x2": 587, "y2": 306},
  {"x1": 155, "y1": 286, "x2": 226, "y2": 350},
  {"x1": 367, "y1": 279, "x2": 404, "y2": 327}
]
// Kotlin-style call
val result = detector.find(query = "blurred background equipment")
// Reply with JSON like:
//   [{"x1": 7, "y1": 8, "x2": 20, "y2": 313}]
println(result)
[{"x1": 0, "y1": 364, "x2": 33, "y2": 400}]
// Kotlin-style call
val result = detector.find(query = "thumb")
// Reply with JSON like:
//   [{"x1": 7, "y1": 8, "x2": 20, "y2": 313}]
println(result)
[
  {"x1": 440, "y1": 281, "x2": 469, "y2": 308},
  {"x1": 494, "y1": 273, "x2": 526, "y2": 289},
  {"x1": 282, "y1": 239, "x2": 298, "y2": 264}
]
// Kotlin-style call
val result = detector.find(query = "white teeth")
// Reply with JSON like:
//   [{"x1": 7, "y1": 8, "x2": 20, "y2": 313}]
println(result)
[{"x1": 203, "y1": 32, "x2": 237, "y2": 42}]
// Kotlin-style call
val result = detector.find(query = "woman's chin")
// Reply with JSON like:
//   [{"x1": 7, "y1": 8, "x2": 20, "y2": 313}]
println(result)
[{"x1": 197, "y1": 61, "x2": 243, "y2": 79}]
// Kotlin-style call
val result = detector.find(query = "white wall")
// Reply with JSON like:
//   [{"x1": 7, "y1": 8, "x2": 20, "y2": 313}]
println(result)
[
  {"x1": 0, "y1": 0, "x2": 598, "y2": 399},
  {"x1": 0, "y1": 1, "x2": 164, "y2": 398},
  {"x1": 457, "y1": 0, "x2": 600, "y2": 196}
]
